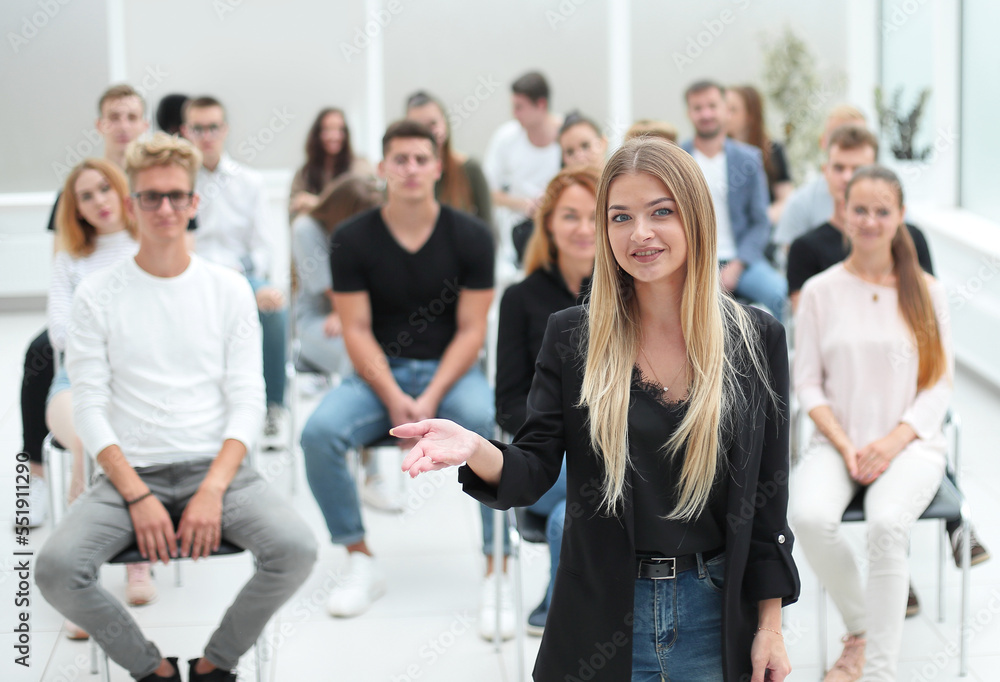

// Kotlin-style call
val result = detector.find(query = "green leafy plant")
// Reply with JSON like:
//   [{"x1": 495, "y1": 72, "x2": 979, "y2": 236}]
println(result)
[
  {"x1": 761, "y1": 26, "x2": 832, "y2": 182},
  {"x1": 875, "y1": 86, "x2": 932, "y2": 161}
]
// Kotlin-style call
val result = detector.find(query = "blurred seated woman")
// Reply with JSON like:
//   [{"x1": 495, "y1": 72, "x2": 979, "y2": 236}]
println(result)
[
  {"x1": 45, "y1": 159, "x2": 146, "y2": 634},
  {"x1": 405, "y1": 90, "x2": 494, "y2": 240},
  {"x1": 289, "y1": 108, "x2": 373, "y2": 220},
  {"x1": 558, "y1": 111, "x2": 608, "y2": 170},
  {"x1": 495, "y1": 166, "x2": 599, "y2": 634},
  {"x1": 791, "y1": 165, "x2": 952, "y2": 682},
  {"x1": 725, "y1": 85, "x2": 792, "y2": 224},
  {"x1": 291, "y1": 173, "x2": 382, "y2": 379}
]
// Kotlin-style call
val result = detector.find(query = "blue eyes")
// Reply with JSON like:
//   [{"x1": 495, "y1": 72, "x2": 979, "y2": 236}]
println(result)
[{"x1": 610, "y1": 208, "x2": 673, "y2": 223}]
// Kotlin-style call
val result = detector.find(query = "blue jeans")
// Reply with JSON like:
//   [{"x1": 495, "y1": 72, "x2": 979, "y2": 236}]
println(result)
[
  {"x1": 526, "y1": 459, "x2": 566, "y2": 609},
  {"x1": 302, "y1": 358, "x2": 504, "y2": 552},
  {"x1": 631, "y1": 552, "x2": 726, "y2": 681},
  {"x1": 248, "y1": 277, "x2": 288, "y2": 407},
  {"x1": 733, "y1": 259, "x2": 788, "y2": 323}
]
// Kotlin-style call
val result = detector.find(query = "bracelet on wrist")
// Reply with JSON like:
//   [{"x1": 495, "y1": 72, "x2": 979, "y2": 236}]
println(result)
[
  {"x1": 126, "y1": 491, "x2": 153, "y2": 506},
  {"x1": 755, "y1": 626, "x2": 783, "y2": 638}
]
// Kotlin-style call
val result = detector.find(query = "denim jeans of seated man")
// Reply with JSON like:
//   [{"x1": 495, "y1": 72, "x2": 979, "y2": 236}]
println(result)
[
  {"x1": 724, "y1": 259, "x2": 788, "y2": 323},
  {"x1": 248, "y1": 276, "x2": 288, "y2": 407},
  {"x1": 302, "y1": 357, "x2": 509, "y2": 553},
  {"x1": 526, "y1": 458, "x2": 566, "y2": 610},
  {"x1": 631, "y1": 552, "x2": 726, "y2": 682}
]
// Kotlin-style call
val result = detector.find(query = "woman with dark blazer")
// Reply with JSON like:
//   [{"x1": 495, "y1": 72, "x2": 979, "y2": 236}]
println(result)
[
  {"x1": 395, "y1": 138, "x2": 799, "y2": 681},
  {"x1": 495, "y1": 166, "x2": 598, "y2": 634}
]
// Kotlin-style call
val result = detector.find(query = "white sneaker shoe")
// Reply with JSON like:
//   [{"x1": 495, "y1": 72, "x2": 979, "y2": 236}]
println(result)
[
  {"x1": 478, "y1": 573, "x2": 516, "y2": 641},
  {"x1": 262, "y1": 405, "x2": 285, "y2": 451},
  {"x1": 361, "y1": 476, "x2": 404, "y2": 514},
  {"x1": 18, "y1": 477, "x2": 49, "y2": 529},
  {"x1": 327, "y1": 553, "x2": 386, "y2": 617}
]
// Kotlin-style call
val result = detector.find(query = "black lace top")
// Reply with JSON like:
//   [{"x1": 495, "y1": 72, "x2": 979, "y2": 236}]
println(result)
[{"x1": 629, "y1": 366, "x2": 728, "y2": 556}]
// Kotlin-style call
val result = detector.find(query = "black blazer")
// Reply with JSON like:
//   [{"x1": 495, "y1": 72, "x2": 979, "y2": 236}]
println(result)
[{"x1": 461, "y1": 305, "x2": 800, "y2": 681}]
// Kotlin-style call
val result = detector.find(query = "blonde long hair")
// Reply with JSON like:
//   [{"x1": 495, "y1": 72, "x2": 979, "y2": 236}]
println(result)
[{"x1": 580, "y1": 138, "x2": 776, "y2": 520}]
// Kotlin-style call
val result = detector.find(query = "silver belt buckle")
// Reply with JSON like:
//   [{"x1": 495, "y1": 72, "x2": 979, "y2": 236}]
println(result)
[{"x1": 647, "y1": 556, "x2": 676, "y2": 580}]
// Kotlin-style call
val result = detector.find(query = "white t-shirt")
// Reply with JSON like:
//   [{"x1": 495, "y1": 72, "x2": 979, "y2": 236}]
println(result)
[
  {"x1": 482, "y1": 120, "x2": 562, "y2": 268},
  {"x1": 195, "y1": 153, "x2": 273, "y2": 280},
  {"x1": 47, "y1": 230, "x2": 138, "y2": 353},
  {"x1": 692, "y1": 148, "x2": 737, "y2": 261},
  {"x1": 67, "y1": 255, "x2": 265, "y2": 466}
]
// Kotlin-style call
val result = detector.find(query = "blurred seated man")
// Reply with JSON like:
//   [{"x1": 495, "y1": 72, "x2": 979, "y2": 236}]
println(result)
[
  {"x1": 36, "y1": 133, "x2": 316, "y2": 682},
  {"x1": 181, "y1": 96, "x2": 288, "y2": 447},
  {"x1": 787, "y1": 125, "x2": 933, "y2": 313},
  {"x1": 300, "y1": 121, "x2": 511, "y2": 638}
]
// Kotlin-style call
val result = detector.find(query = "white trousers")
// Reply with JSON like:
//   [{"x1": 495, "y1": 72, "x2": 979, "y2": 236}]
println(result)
[{"x1": 790, "y1": 441, "x2": 945, "y2": 681}]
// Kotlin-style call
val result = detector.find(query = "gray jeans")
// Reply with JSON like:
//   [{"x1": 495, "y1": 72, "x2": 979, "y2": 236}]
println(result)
[{"x1": 36, "y1": 461, "x2": 317, "y2": 679}]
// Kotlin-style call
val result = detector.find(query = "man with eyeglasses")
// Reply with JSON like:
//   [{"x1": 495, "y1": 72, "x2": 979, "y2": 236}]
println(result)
[
  {"x1": 36, "y1": 132, "x2": 317, "y2": 682},
  {"x1": 181, "y1": 96, "x2": 288, "y2": 448}
]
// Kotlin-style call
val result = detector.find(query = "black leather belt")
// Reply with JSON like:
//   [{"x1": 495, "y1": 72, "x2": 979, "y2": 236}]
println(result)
[{"x1": 636, "y1": 547, "x2": 724, "y2": 580}]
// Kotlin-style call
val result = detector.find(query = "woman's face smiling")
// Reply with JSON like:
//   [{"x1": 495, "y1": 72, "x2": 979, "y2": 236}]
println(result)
[
  {"x1": 607, "y1": 172, "x2": 687, "y2": 290},
  {"x1": 844, "y1": 177, "x2": 904, "y2": 256}
]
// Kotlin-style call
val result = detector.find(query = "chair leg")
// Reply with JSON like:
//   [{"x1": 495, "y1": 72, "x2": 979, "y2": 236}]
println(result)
[
  {"x1": 937, "y1": 519, "x2": 946, "y2": 623},
  {"x1": 88, "y1": 636, "x2": 99, "y2": 675},
  {"x1": 506, "y1": 508, "x2": 527, "y2": 682},
  {"x1": 491, "y1": 508, "x2": 504, "y2": 651},
  {"x1": 818, "y1": 581, "x2": 827, "y2": 675},
  {"x1": 960, "y1": 516, "x2": 971, "y2": 676},
  {"x1": 101, "y1": 647, "x2": 111, "y2": 682}
]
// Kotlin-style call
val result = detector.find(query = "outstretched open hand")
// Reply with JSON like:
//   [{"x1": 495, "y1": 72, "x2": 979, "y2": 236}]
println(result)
[{"x1": 395, "y1": 419, "x2": 482, "y2": 478}]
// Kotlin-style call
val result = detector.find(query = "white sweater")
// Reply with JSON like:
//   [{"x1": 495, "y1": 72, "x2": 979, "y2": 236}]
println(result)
[
  {"x1": 66, "y1": 255, "x2": 265, "y2": 466},
  {"x1": 794, "y1": 263, "x2": 953, "y2": 453},
  {"x1": 47, "y1": 230, "x2": 138, "y2": 353}
]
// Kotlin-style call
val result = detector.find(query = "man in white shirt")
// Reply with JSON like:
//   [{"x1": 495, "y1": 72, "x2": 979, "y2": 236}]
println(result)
[
  {"x1": 681, "y1": 80, "x2": 788, "y2": 322},
  {"x1": 483, "y1": 71, "x2": 563, "y2": 276},
  {"x1": 181, "y1": 97, "x2": 288, "y2": 442},
  {"x1": 36, "y1": 133, "x2": 316, "y2": 682}
]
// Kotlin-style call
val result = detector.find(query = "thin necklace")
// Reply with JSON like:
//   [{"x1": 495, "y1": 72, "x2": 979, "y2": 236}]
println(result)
[
  {"x1": 844, "y1": 259, "x2": 894, "y2": 302},
  {"x1": 638, "y1": 346, "x2": 686, "y2": 393}
]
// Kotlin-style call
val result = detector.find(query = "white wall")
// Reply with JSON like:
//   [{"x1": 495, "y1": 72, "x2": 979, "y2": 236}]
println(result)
[{"x1": 1, "y1": 0, "x2": 847, "y2": 302}]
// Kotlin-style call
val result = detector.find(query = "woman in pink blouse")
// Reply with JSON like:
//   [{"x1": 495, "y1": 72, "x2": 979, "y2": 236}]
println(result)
[{"x1": 791, "y1": 165, "x2": 952, "y2": 682}]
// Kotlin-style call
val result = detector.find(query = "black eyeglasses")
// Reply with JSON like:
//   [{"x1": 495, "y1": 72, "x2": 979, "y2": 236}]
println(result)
[{"x1": 131, "y1": 191, "x2": 194, "y2": 211}]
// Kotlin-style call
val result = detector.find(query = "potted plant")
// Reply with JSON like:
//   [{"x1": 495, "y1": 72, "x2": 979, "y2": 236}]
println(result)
[{"x1": 875, "y1": 86, "x2": 932, "y2": 160}]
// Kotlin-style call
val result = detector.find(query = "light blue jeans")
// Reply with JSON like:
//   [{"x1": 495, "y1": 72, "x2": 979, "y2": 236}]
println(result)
[
  {"x1": 302, "y1": 358, "x2": 505, "y2": 552},
  {"x1": 526, "y1": 459, "x2": 566, "y2": 610},
  {"x1": 631, "y1": 552, "x2": 726, "y2": 681},
  {"x1": 248, "y1": 276, "x2": 288, "y2": 407},
  {"x1": 732, "y1": 259, "x2": 788, "y2": 323}
]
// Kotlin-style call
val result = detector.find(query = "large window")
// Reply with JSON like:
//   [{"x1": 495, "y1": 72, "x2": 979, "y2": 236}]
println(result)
[{"x1": 961, "y1": 0, "x2": 1000, "y2": 223}]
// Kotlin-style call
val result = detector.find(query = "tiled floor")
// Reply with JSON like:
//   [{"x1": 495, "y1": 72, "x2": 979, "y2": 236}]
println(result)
[{"x1": 1, "y1": 308, "x2": 998, "y2": 681}]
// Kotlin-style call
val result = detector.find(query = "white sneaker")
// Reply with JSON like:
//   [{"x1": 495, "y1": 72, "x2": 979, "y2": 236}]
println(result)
[
  {"x1": 297, "y1": 373, "x2": 330, "y2": 399},
  {"x1": 18, "y1": 477, "x2": 49, "y2": 529},
  {"x1": 361, "y1": 476, "x2": 404, "y2": 514},
  {"x1": 262, "y1": 405, "x2": 285, "y2": 451},
  {"x1": 478, "y1": 573, "x2": 516, "y2": 641},
  {"x1": 327, "y1": 553, "x2": 386, "y2": 617}
]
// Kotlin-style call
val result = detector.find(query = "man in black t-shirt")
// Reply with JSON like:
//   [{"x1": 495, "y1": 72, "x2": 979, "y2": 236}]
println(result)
[
  {"x1": 301, "y1": 121, "x2": 509, "y2": 634},
  {"x1": 787, "y1": 124, "x2": 933, "y2": 312}
]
